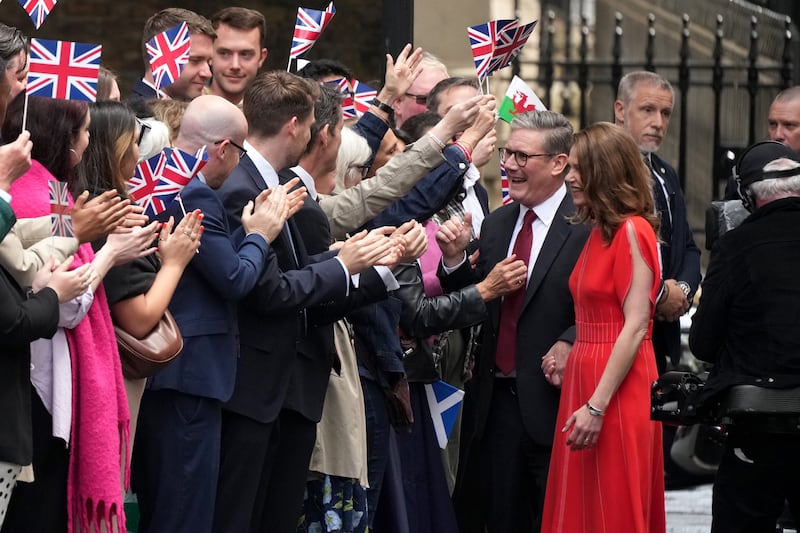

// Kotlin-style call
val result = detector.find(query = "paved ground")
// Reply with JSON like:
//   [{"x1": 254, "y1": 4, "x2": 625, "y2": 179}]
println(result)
[{"x1": 666, "y1": 484, "x2": 713, "y2": 532}]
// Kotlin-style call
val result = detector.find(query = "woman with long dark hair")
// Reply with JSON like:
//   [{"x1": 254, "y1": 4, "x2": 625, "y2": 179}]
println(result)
[{"x1": 1, "y1": 94, "x2": 158, "y2": 533}]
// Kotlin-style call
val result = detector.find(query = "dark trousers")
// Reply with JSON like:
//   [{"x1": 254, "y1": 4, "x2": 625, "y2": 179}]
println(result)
[
  {"x1": 478, "y1": 379, "x2": 551, "y2": 533},
  {"x1": 2, "y1": 390, "x2": 68, "y2": 533},
  {"x1": 712, "y1": 429, "x2": 800, "y2": 533},
  {"x1": 132, "y1": 389, "x2": 222, "y2": 533},
  {"x1": 361, "y1": 376, "x2": 390, "y2": 527},
  {"x1": 213, "y1": 408, "x2": 316, "y2": 533}
]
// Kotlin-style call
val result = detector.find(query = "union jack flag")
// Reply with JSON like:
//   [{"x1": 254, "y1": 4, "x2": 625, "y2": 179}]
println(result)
[
  {"x1": 290, "y1": 1, "x2": 336, "y2": 59},
  {"x1": 49, "y1": 180, "x2": 74, "y2": 237},
  {"x1": 351, "y1": 79, "x2": 377, "y2": 117},
  {"x1": 499, "y1": 161, "x2": 512, "y2": 206},
  {"x1": 146, "y1": 22, "x2": 191, "y2": 90},
  {"x1": 18, "y1": 0, "x2": 58, "y2": 30},
  {"x1": 325, "y1": 77, "x2": 356, "y2": 119},
  {"x1": 488, "y1": 20, "x2": 537, "y2": 75},
  {"x1": 161, "y1": 147, "x2": 206, "y2": 191},
  {"x1": 128, "y1": 152, "x2": 169, "y2": 218},
  {"x1": 27, "y1": 38, "x2": 101, "y2": 102},
  {"x1": 468, "y1": 19, "x2": 517, "y2": 79}
]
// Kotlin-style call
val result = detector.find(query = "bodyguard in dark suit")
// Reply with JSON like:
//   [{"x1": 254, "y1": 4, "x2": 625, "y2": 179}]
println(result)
[
  {"x1": 614, "y1": 71, "x2": 702, "y2": 373},
  {"x1": 131, "y1": 96, "x2": 290, "y2": 533},
  {"x1": 213, "y1": 72, "x2": 398, "y2": 533},
  {"x1": 438, "y1": 111, "x2": 590, "y2": 533},
  {"x1": 614, "y1": 71, "x2": 705, "y2": 489}
]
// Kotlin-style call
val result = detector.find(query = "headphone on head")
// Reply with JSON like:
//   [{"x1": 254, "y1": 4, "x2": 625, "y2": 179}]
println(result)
[{"x1": 732, "y1": 141, "x2": 791, "y2": 212}]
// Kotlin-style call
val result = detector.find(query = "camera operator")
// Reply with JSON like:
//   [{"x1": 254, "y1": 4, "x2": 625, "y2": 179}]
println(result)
[{"x1": 690, "y1": 140, "x2": 800, "y2": 533}]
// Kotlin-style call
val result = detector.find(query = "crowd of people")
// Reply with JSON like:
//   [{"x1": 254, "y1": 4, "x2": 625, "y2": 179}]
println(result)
[{"x1": 1, "y1": 5, "x2": 800, "y2": 533}]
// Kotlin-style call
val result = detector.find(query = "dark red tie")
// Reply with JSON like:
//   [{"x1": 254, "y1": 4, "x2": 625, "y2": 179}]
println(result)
[{"x1": 495, "y1": 209, "x2": 536, "y2": 375}]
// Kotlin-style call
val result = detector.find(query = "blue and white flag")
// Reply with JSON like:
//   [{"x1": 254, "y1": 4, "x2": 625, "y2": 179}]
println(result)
[{"x1": 424, "y1": 380, "x2": 465, "y2": 449}]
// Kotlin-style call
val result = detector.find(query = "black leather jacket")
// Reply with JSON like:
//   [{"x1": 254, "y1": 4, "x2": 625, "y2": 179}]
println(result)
[{"x1": 394, "y1": 261, "x2": 487, "y2": 383}]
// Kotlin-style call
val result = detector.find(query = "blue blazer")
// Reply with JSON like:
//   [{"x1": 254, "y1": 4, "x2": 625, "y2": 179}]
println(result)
[{"x1": 148, "y1": 177, "x2": 270, "y2": 402}]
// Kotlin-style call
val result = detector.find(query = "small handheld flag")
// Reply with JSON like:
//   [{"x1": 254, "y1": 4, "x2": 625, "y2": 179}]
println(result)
[
  {"x1": 498, "y1": 75, "x2": 546, "y2": 124},
  {"x1": 424, "y1": 380, "x2": 465, "y2": 449},
  {"x1": 27, "y1": 38, "x2": 101, "y2": 102},
  {"x1": 499, "y1": 161, "x2": 513, "y2": 206},
  {"x1": 49, "y1": 180, "x2": 73, "y2": 237},
  {"x1": 128, "y1": 152, "x2": 169, "y2": 218},
  {"x1": 467, "y1": 19, "x2": 536, "y2": 82},
  {"x1": 146, "y1": 22, "x2": 191, "y2": 90},
  {"x1": 351, "y1": 79, "x2": 377, "y2": 117},
  {"x1": 488, "y1": 20, "x2": 537, "y2": 75},
  {"x1": 324, "y1": 77, "x2": 356, "y2": 119},
  {"x1": 18, "y1": 0, "x2": 58, "y2": 30},
  {"x1": 290, "y1": 1, "x2": 336, "y2": 60}
]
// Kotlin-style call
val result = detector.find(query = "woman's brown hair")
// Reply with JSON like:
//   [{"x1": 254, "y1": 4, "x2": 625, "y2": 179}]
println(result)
[{"x1": 570, "y1": 122, "x2": 660, "y2": 242}]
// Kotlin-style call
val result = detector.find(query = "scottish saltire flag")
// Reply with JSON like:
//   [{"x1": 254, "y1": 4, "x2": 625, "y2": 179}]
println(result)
[
  {"x1": 488, "y1": 20, "x2": 537, "y2": 75},
  {"x1": 290, "y1": 1, "x2": 336, "y2": 59},
  {"x1": 27, "y1": 39, "x2": 101, "y2": 102},
  {"x1": 49, "y1": 180, "x2": 73, "y2": 237},
  {"x1": 18, "y1": 0, "x2": 58, "y2": 30},
  {"x1": 424, "y1": 380, "x2": 465, "y2": 449},
  {"x1": 499, "y1": 161, "x2": 512, "y2": 206},
  {"x1": 325, "y1": 77, "x2": 356, "y2": 119},
  {"x1": 351, "y1": 79, "x2": 377, "y2": 117},
  {"x1": 468, "y1": 19, "x2": 516, "y2": 79},
  {"x1": 128, "y1": 152, "x2": 169, "y2": 218},
  {"x1": 146, "y1": 22, "x2": 191, "y2": 90}
]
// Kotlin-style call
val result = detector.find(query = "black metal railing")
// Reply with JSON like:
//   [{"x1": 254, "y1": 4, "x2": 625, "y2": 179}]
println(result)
[{"x1": 528, "y1": 6, "x2": 796, "y2": 202}]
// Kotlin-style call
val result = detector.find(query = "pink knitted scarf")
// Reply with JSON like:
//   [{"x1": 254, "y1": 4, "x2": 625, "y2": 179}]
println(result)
[{"x1": 10, "y1": 161, "x2": 130, "y2": 532}]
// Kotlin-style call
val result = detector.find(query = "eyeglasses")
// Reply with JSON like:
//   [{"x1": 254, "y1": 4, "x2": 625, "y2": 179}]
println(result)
[
  {"x1": 215, "y1": 139, "x2": 247, "y2": 159},
  {"x1": 135, "y1": 118, "x2": 151, "y2": 146},
  {"x1": 403, "y1": 91, "x2": 427, "y2": 106},
  {"x1": 498, "y1": 147, "x2": 556, "y2": 168},
  {"x1": 350, "y1": 164, "x2": 371, "y2": 179}
]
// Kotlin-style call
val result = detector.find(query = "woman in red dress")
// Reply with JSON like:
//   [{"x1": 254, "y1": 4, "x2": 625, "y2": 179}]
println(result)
[{"x1": 541, "y1": 122, "x2": 666, "y2": 533}]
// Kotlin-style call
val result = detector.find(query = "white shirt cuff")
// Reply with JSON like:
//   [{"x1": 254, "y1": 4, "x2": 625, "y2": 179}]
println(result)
[{"x1": 441, "y1": 252, "x2": 467, "y2": 274}]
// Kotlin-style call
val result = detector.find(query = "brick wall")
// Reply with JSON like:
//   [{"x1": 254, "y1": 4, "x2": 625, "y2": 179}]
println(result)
[{"x1": 0, "y1": 0, "x2": 384, "y2": 95}]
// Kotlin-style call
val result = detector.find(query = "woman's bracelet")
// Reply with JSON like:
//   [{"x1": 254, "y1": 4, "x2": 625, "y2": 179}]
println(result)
[
  {"x1": 586, "y1": 401, "x2": 604, "y2": 417},
  {"x1": 453, "y1": 140, "x2": 473, "y2": 164}
]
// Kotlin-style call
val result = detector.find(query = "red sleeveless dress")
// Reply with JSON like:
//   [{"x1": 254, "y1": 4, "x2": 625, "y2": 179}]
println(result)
[{"x1": 541, "y1": 216, "x2": 666, "y2": 533}]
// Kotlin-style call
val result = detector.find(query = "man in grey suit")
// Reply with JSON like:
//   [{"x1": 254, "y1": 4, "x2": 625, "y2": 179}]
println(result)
[{"x1": 437, "y1": 111, "x2": 590, "y2": 533}]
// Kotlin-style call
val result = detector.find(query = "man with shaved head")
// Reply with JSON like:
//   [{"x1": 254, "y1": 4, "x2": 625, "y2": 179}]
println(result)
[
  {"x1": 132, "y1": 95, "x2": 292, "y2": 533},
  {"x1": 768, "y1": 86, "x2": 800, "y2": 153}
]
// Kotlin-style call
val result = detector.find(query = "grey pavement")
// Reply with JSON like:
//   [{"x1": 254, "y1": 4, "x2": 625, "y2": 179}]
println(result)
[{"x1": 666, "y1": 484, "x2": 712, "y2": 533}]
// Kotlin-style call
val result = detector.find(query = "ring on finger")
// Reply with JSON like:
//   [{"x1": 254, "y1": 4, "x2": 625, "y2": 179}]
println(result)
[{"x1": 183, "y1": 230, "x2": 191, "y2": 236}]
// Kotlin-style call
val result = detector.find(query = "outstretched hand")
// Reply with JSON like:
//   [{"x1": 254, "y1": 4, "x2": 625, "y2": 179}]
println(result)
[{"x1": 380, "y1": 43, "x2": 424, "y2": 103}]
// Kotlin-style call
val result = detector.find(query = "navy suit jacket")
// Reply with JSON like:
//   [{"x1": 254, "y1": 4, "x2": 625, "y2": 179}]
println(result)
[
  {"x1": 127, "y1": 79, "x2": 159, "y2": 102},
  {"x1": 440, "y1": 194, "x2": 590, "y2": 445},
  {"x1": 217, "y1": 155, "x2": 354, "y2": 423},
  {"x1": 149, "y1": 177, "x2": 270, "y2": 402},
  {"x1": 650, "y1": 153, "x2": 702, "y2": 367}
]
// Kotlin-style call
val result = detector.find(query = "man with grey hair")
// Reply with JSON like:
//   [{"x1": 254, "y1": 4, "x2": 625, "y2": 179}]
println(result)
[
  {"x1": 690, "y1": 140, "x2": 800, "y2": 532},
  {"x1": 437, "y1": 110, "x2": 590, "y2": 533},
  {"x1": 393, "y1": 51, "x2": 449, "y2": 128},
  {"x1": 615, "y1": 71, "x2": 701, "y2": 375},
  {"x1": 0, "y1": 22, "x2": 32, "y2": 224}
]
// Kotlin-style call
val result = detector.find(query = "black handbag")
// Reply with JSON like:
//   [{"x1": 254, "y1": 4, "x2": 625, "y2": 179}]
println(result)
[{"x1": 115, "y1": 310, "x2": 183, "y2": 379}]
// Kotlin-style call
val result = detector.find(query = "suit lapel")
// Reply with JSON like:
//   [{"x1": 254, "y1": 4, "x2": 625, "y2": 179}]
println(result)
[
  {"x1": 521, "y1": 195, "x2": 574, "y2": 311},
  {"x1": 486, "y1": 205, "x2": 520, "y2": 331}
]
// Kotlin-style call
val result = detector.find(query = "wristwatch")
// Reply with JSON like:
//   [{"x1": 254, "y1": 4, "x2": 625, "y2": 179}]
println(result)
[
  {"x1": 677, "y1": 281, "x2": 691, "y2": 298},
  {"x1": 371, "y1": 98, "x2": 394, "y2": 116}
]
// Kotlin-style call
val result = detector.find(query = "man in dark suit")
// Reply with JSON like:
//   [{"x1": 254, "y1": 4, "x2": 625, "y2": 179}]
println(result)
[
  {"x1": 213, "y1": 72, "x2": 399, "y2": 533},
  {"x1": 614, "y1": 71, "x2": 702, "y2": 373},
  {"x1": 131, "y1": 95, "x2": 293, "y2": 533},
  {"x1": 438, "y1": 111, "x2": 590, "y2": 533},
  {"x1": 129, "y1": 8, "x2": 214, "y2": 102},
  {"x1": 614, "y1": 71, "x2": 705, "y2": 490}
]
